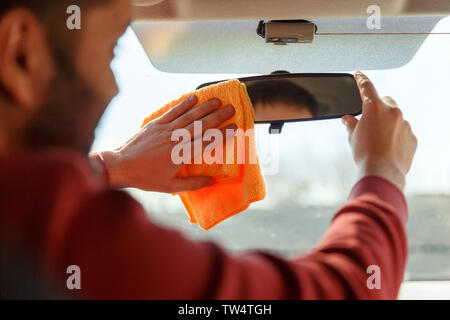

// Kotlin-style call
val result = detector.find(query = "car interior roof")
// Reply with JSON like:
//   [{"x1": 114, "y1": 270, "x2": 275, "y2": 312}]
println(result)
[
  {"x1": 132, "y1": 0, "x2": 450, "y2": 21},
  {"x1": 131, "y1": 1, "x2": 450, "y2": 73}
]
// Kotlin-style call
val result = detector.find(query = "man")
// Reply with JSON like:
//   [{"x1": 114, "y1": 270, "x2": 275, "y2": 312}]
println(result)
[{"x1": 0, "y1": 0, "x2": 417, "y2": 299}]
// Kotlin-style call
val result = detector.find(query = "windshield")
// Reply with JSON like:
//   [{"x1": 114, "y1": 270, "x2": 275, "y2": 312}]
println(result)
[{"x1": 92, "y1": 16, "x2": 450, "y2": 281}]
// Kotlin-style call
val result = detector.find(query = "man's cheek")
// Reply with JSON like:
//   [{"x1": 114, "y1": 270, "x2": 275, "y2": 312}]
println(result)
[
  {"x1": 82, "y1": 69, "x2": 118, "y2": 115},
  {"x1": 76, "y1": 53, "x2": 118, "y2": 107}
]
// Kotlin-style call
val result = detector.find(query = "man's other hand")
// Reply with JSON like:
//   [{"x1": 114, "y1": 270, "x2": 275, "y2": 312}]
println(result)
[{"x1": 342, "y1": 72, "x2": 418, "y2": 191}]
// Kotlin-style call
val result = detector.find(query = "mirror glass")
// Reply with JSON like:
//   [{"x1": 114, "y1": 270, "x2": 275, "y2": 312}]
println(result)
[{"x1": 198, "y1": 73, "x2": 362, "y2": 123}]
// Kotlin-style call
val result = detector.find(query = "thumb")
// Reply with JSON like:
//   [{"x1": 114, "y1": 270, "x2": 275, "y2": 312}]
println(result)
[
  {"x1": 342, "y1": 115, "x2": 358, "y2": 136},
  {"x1": 171, "y1": 176, "x2": 214, "y2": 193}
]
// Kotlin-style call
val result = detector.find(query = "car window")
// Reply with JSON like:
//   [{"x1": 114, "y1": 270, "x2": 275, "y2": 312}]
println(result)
[{"x1": 92, "y1": 16, "x2": 450, "y2": 281}]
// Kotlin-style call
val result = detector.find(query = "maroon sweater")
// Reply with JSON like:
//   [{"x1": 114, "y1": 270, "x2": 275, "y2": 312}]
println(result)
[{"x1": 0, "y1": 149, "x2": 408, "y2": 299}]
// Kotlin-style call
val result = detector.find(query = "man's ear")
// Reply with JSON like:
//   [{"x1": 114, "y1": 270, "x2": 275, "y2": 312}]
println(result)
[{"x1": 0, "y1": 9, "x2": 55, "y2": 112}]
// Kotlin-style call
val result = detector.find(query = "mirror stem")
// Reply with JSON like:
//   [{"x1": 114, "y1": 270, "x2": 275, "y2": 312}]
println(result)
[{"x1": 269, "y1": 122, "x2": 284, "y2": 134}]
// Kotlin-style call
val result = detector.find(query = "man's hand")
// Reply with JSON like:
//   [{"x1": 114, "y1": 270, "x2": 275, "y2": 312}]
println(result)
[
  {"x1": 99, "y1": 95, "x2": 236, "y2": 193},
  {"x1": 342, "y1": 72, "x2": 418, "y2": 191}
]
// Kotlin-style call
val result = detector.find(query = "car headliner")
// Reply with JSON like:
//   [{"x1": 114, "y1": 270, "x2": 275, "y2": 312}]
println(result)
[
  {"x1": 132, "y1": 16, "x2": 446, "y2": 73},
  {"x1": 132, "y1": 0, "x2": 450, "y2": 21}
]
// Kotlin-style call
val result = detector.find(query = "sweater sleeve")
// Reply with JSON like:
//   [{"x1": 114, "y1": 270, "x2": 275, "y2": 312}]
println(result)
[{"x1": 55, "y1": 175, "x2": 408, "y2": 299}]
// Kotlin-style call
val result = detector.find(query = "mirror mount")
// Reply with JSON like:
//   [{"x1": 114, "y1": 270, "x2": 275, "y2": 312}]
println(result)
[
  {"x1": 257, "y1": 20, "x2": 316, "y2": 45},
  {"x1": 269, "y1": 122, "x2": 284, "y2": 134}
]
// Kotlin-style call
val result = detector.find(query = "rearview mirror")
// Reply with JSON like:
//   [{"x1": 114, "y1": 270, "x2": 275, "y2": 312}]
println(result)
[{"x1": 197, "y1": 73, "x2": 362, "y2": 131}]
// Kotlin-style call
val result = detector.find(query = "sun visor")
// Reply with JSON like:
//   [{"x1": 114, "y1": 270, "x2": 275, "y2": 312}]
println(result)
[{"x1": 132, "y1": 16, "x2": 444, "y2": 73}]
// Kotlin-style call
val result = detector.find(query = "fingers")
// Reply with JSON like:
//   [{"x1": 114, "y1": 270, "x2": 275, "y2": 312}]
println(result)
[
  {"x1": 404, "y1": 120, "x2": 416, "y2": 144},
  {"x1": 355, "y1": 73, "x2": 399, "y2": 111},
  {"x1": 171, "y1": 98, "x2": 222, "y2": 129},
  {"x1": 157, "y1": 95, "x2": 198, "y2": 124},
  {"x1": 354, "y1": 72, "x2": 382, "y2": 116},
  {"x1": 171, "y1": 176, "x2": 214, "y2": 192},
  {"x1": 170, "y1": 123, "x2": 238, "y2": 192},
  {"x1": 341, "y1": 115, "x2": 358, "y2": 135},
  {"x1": 382, "y1": 96, "x2": 398, "y2": 109},
  {"x1": 191, "y1": 123, "x2": 238, "y2": 160},
  {"x1": 355, "y1": 72, "x2": 380, "y2": 104},
  {"x1": 185, "y1": 104, "x2": 236, "y2": 139},
  {"x1": 381, "y1": 96, "x2": 404, "y2": 124},
  {"x1": 355, "y1": 73, "x2": 402, "y2": 120},
  {"x1": 171, "y1": 123, "x2": 238, "y2": 166}
]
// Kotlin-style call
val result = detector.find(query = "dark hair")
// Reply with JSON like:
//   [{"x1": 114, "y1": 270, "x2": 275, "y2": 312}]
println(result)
[
  {"x1": 0, "y1": 0, "x2": 112, "y2": 97},
  {"x1": 246, "y1": 79, "x2": 319, "y2": 117},
  {"x1": 0, "y1": 1, "x2": 111, "y2": 62},
  {"x1": 0, "y1": 0, "x2": 110, "y2": 20},
  {"x1": 0, "y1": 1, "x2": 103, "y2": 30}
]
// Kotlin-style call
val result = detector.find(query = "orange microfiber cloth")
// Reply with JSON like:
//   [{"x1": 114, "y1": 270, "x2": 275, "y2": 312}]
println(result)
[{"x1": 141, "y1": 79, "x2": 266, "y2": 230}]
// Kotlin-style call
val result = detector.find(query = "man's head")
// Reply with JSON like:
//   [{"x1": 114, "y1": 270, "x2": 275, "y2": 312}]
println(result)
[
  {"x1": 0, "y1": 0, "x2": 131, "y2": 154},
  {"x1": 246, "y1": 80, "x2": 319, "y2": 122}
]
